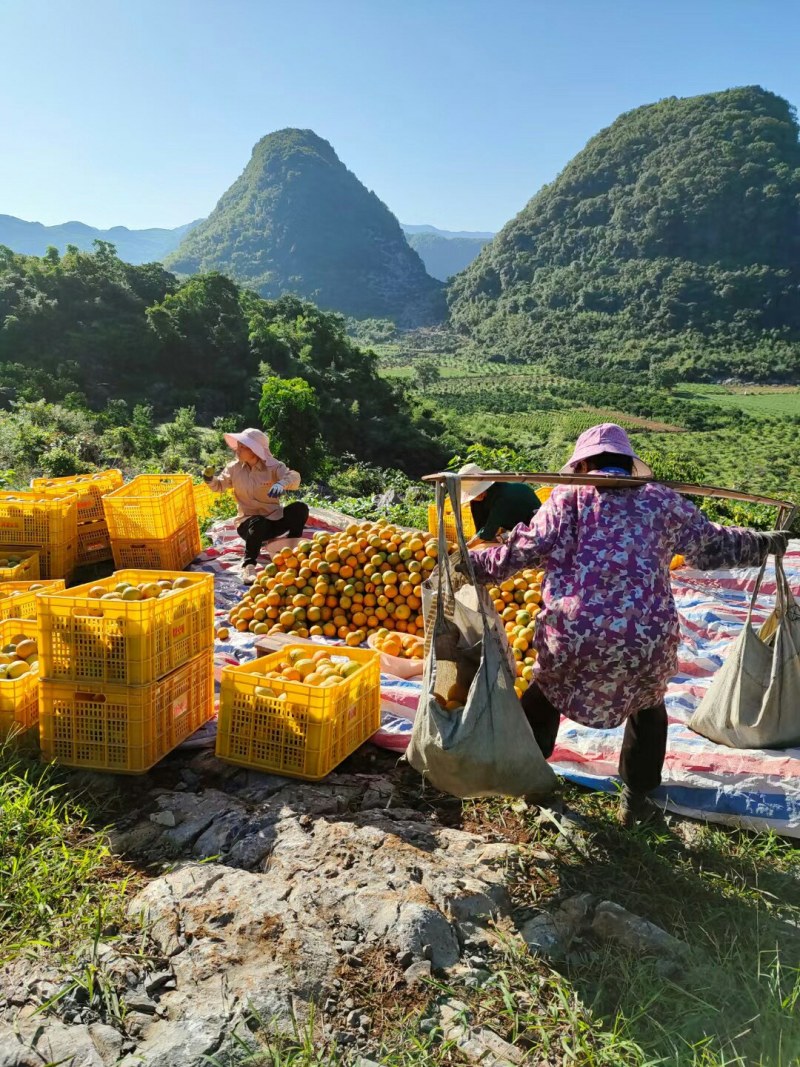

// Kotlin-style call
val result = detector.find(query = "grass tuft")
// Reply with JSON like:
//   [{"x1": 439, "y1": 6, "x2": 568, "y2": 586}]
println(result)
[{"x1": 0, "y1": 738, "x2": 128, "y2": 962}]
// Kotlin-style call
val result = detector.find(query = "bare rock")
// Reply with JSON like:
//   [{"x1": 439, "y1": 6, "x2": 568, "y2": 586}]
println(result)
[
  {"x1": 592, "y1": 901, "x2": 689, "y2": 958},
  {"x1": 404, "y1": 960, "x2": 433, "y2": 985},
  {"x1": 89, "y1": 1021, "x2": 125, "y2": 1064},
  {"x1": 520, "y1": 893, "x2": 594, "y2": 960},
  {"x1": 0, "y1": 1019, "x2": 105, "y2": 1067}
]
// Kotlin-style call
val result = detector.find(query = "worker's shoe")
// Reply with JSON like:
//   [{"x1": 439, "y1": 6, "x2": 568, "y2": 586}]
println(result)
[
  {"x1": 618, "y1": 786, "x2": 664, "y2": 829},
  {"x1": 241, "y1": 563, "x2": 258, "y2": 585}
]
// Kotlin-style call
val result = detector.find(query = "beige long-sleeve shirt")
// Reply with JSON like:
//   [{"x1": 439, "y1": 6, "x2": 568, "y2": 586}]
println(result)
[{"x1": 208, "y1": 457, "x2": 301, "y2": 521}]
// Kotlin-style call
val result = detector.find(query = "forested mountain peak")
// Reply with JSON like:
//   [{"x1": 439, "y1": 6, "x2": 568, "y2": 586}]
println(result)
[
  {"x1": 448, "y1": 86, "x2": 800, "y2": 381},
  {"x1": 167, "y1": 128, "x2": 443, "y2": 324}
]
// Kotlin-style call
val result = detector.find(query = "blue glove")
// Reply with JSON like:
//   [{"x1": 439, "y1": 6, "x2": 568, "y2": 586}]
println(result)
[{"x1": 268, "y1": 482, "x2": 285, "y2": 499}]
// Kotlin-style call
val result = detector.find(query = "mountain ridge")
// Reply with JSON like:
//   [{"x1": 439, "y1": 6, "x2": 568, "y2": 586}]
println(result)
[
  {"x1": 448, "y1": 85, "x2": 800, "y2": 381},
  {"x1": 166, "y1": 128, "x2": 443, "y2": 323},
  {"x1": 0, "y1": 214, "x2": 199, "y2": 264}
]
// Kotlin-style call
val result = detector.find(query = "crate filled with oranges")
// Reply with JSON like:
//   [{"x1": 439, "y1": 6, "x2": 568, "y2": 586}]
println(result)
[
  {"x1": 227, "y1": 521, "x2": 438, "y2": 643},
  {"x1": 217, "y1": 644, "x2": 381, "y2": 780}
]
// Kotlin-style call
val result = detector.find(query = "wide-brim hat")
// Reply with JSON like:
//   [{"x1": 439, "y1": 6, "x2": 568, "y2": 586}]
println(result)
[
  {"x1": 223, "y1": 428, "x2": 272, "y2": 464},
  {"x1": 457, "y1": 463, "x2": 495, "y2": 503},
  {"x1": 560, "y1": 423, "x2": 653, "y2": 478}
]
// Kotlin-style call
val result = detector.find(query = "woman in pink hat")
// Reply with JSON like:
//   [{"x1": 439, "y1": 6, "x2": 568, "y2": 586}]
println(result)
[
  {"x1": 466, "y1": 423, "x2": 788, "y2": 826},
  {"x1": 203, "y1": 428, "x2": 308, "y2": 584}
]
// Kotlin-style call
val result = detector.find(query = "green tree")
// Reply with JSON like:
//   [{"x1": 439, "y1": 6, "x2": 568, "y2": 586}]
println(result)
[
  {"x1": 413, "y1": 360, "x2": 441, "y2": 390},
  {"x1": 258, "y1": 377, "x2": 323, "y2": 477}
]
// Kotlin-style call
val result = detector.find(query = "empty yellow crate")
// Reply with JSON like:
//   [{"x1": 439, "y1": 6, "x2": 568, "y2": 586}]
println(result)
[
  {"x1": 217, "y1": 645, "x2": 381, "y2": 781},
  {"x1": 0, "y1": 618, "x2": 40, "y2": 740},
  {"x1": 0, "y1": 580, "x2": 66, "y2": 622},
  {"x1": 111, "y1": 518, "x2": 202, "y2": 571},
  {"x1": 0, "y1": 549, "x2": 39, "y2": 583},
  {"x1": 427, "y1": 500, "x2": 476, "y2": 542},
  {"x1": 77, "y1": 520, "x2": 113, "y2": 566},
  {"x1": 31, "y1": 470, "x2": 123, "y2": 524},
  {"x1": 39, "y1": 650, "x2": 214, "y2": 774},
  {"x1": 37, "y1": 568, "x2": 213, "y2": 685},
  {"x1": 103, "y1": 475, "x2": 195, "y2": 540}
]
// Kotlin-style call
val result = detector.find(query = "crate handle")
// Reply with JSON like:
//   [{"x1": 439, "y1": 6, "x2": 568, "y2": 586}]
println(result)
[
  {"x1": 71, "y1": 608, "x2": 104, "y2": 618},
  {"x1": 75, "y1": 691, "x2": 107, "y2": 703}
]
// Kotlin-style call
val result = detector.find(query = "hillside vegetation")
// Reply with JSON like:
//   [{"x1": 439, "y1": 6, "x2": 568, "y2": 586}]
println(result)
[
  {"x1": 449, "y1": 86, "x2": 800, "y2": 383},
  {"x1": 167, "y1": 129, "x2": 443, "y2": 324},
  {"x1": 0, "y1": 243, "x2": 447, "y2": 478}
]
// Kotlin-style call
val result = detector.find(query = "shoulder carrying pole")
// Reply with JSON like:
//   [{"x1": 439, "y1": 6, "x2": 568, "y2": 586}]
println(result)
[{"x1": 421, "y1": 471, "x2": 797, "y2": 531}]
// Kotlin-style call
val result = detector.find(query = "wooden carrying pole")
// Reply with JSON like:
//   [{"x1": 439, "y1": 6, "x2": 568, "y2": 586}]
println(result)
[{"x1": 422, "y1": 471, "x2": 797, "y2": 530}]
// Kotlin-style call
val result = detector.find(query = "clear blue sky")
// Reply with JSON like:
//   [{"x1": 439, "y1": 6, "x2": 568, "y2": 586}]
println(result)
[{"x1": 2, "y1": 0, "x2": 800, "y2": 233}]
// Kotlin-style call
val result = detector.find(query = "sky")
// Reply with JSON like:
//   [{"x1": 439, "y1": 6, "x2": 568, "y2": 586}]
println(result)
[{"x1": 2, "y1": 0, "x2": 800, "y2": 233}]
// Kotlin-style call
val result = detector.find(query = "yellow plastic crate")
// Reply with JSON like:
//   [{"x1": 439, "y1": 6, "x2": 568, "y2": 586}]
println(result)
[
  {"x1": 217, "y1": 645, "x2": 381, "y2": 781},
  {"x1": 0, "y1": 580, "x2": 66, "y2": 622},
  {"x1": 111, "y1": 519, "x2": 202, "y2": 571},
  {"x1": 37, "y1": 568, "x2": 213, "y2": 685},
  {"x1": 3, "y1": 540, "x2": 79, "y2": 581},
  {"x1": 103, "y1": 475, "x2": 195, "y2": 540},
  {"x1": 31, "y1": 470, "x2": 123, "y2": 524},
  {"x1": 427, "y1": 500, "x2": 476, "y2": 543},
  {"x1": 0, "y1": 549, "x2": 39, "y2": 583},
  {"x1": 536, "y1": 486, "x2": 553, "y2": 503},
  {"x1": 77, "y1": 519, "x2": 113, "y2": 566},
  {"x1": 39, "y1": 650, "x2": 214, "y2": 774},
  {"x1": 0, "y1": 618, "x2": 40, "y2": 740},
  {"x1": 0, "y1": 490, "x2": 77, "y2": 545},
  {"x1": 193, "y1": 481, "x2": 236, "y2": 524}
]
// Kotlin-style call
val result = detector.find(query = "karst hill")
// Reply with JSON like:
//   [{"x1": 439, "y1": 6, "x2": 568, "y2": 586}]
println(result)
[{"x1": 167, "y1": 128, "x2": 443, "y2": 324}]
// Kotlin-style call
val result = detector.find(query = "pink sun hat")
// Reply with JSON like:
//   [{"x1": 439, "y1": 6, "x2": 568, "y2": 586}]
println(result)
[
  {"x1": 560, "y1": 423, "x2": 654, "y2": 478},
  {"x1": 223, "y1": 428, "x2": 273, "y2": 463}
]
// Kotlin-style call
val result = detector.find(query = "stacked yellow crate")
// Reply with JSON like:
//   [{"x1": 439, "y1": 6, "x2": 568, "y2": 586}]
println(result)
[
  {"x1": 37, "y1": 569, "x2": 215, "y2": 773},
  {"x1": 103, "y1": 475, "x2": 201, "y2": 570},
  {"x1": 32, "y1": 470, "x2": 123, "y2": 570},
  {"x1": 0, "y1": 491, "x2": 78, "y2": 579}
]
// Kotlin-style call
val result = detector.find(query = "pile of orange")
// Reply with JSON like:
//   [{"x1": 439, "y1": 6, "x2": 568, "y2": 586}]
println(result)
[
  {"x1": 487, "y1": 568, "x2": 544, "y2": 698},
  {"x1": 228, "y1": 521, "x2": 438, "y2": 644},
  {"x1": 371, "y1": 629, "x2": 424, "y2": 660}
]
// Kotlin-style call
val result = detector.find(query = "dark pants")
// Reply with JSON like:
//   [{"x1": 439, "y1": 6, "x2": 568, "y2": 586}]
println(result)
[
  {"x1": 520, "y1": 682, "x2": 668, "y2": 794},
  {"x1": 236, "y1": 502, "x2": 309, "y2": 565}
]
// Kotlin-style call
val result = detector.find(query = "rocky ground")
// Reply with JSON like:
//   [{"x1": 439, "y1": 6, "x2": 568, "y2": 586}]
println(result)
[{"x1": 0, "y1": 743, "x2": 703, "y2": 1067}]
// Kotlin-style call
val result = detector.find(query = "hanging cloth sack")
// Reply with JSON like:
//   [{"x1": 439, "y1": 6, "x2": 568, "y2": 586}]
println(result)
[
  {"x1": 689, "y1": 554, "x2": 800, "y2": 749},
  {"x1": 405, "y1": 476, "x2": 556, "y2": 798}
]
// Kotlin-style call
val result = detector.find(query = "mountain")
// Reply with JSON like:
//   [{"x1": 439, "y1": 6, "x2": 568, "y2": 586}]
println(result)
[
  {"x1": 0, "y1": 215, "x2": 198, "y2": 263},
  {"x1": 167, "y1": 129, "x2": 443, "y2": 324},
  {"x1": 448, "y1": 86, "x2": 800, "y2": 381},
  {"x1": 403, "y1": 232, "x2": 491, "y2": 281},
  {"x1": 402, "y1": 224, "x2": 494, "y2": 239}
]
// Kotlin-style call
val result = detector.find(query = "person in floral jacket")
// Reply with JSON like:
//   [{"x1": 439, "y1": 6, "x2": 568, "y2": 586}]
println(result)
[{"x1": 467, "y1": 424, "x2": 789, "y2": 826}]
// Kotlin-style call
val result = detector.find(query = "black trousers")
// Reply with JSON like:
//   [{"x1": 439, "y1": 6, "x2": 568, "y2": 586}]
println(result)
[
  {"x1": 520, "y1": 682, "x2": 668, "y2": 794},
  {"x1": 236, "y1": 502, "x2": 309, "y2": 565}
]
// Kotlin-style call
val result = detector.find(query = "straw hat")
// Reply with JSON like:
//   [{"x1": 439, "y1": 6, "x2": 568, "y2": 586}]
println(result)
[{"x1": 458, "y1": 463, "x2": 495, "y2": 503}]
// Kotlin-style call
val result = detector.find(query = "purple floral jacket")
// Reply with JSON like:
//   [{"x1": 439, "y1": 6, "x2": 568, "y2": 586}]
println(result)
[{"x1": 469, "y1": 483, "x2": 766, "y2": 728}]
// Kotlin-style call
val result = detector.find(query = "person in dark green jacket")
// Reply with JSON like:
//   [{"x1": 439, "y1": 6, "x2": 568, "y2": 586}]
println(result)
[{"x1": 459, "y1": 463, "x2": 541, "y2": 546}]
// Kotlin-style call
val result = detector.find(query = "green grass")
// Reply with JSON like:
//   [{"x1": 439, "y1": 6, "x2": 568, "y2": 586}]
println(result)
[
  {"x1": 485, "y1": 787, "x2": 800, "y2": 1067},
  {"x1": 677, "y1": 384, "x2": 800, "y2": 418},
  {"x1": 0, "y1": 740, "x2": 128, "y2": 962}
]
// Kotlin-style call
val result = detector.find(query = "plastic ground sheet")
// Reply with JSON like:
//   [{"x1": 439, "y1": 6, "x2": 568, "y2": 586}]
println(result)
[{"x1": 189, "y1": 511, "x2": 800, "y2": 839}]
